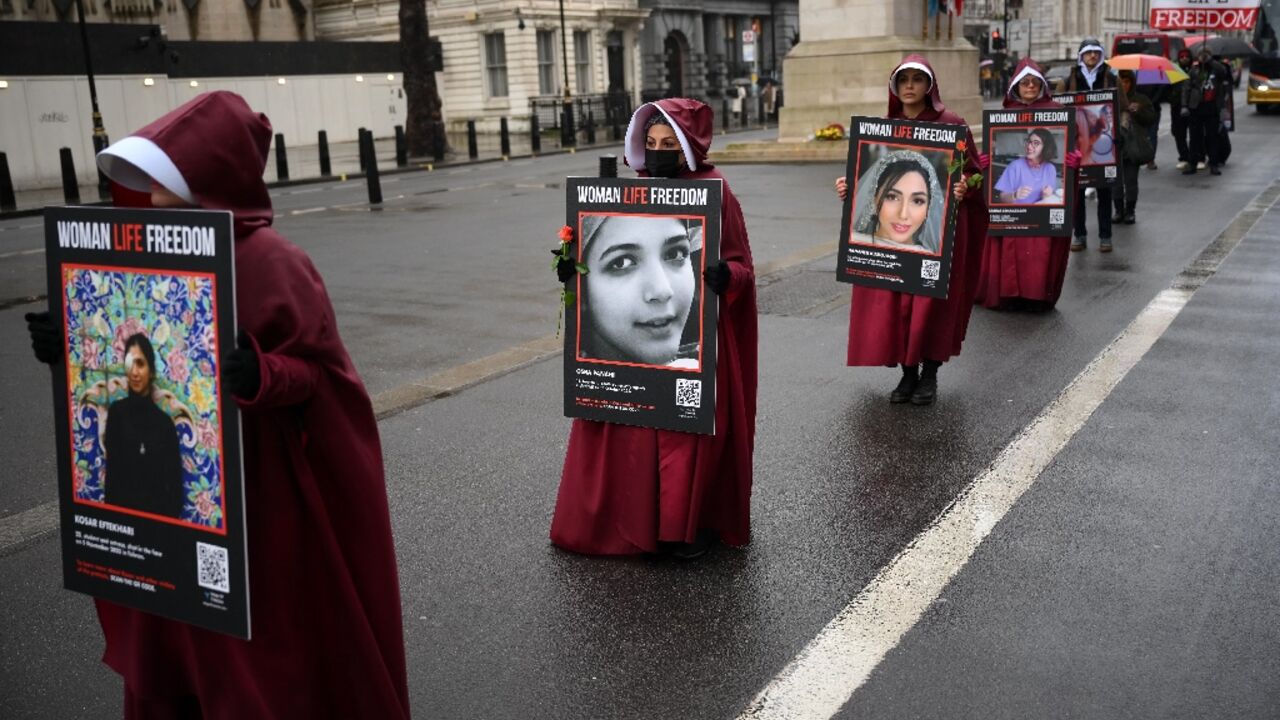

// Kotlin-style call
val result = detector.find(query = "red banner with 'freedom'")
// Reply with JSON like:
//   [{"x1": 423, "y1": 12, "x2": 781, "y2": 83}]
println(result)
[{"x1": 1149, "y1": 1, "x2": 1263, "y2": 30}]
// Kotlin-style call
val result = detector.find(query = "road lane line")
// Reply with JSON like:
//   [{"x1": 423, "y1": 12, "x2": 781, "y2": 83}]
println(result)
[
  {"x1": 737, "y1": 179, "x2": 1280, "y2": 720},
  {"x1": 0, "y1": 247, "x2": 44, "y2": 259},
  {"x1": 290, "y1": 207, "x2": 327, "y2": 216}
]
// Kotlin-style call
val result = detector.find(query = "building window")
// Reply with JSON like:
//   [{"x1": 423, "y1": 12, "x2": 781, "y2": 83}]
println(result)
[
  {"x1": 537, "y1": 30, "x2": 558, "y2": 95},
  {"x1": 485, "y1": 32, "x2": 509, "y2": 98},
  {"x1": 574, "y1": 30, "x2": 592, "y2": 93}
]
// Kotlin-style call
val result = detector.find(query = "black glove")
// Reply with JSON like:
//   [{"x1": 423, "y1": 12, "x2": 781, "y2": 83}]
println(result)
[
  {"x1": 25, "y1": 311, "x2": 62, "y2": 366},
  {"x1": 552, "y1": 249, "x2": 577, "y2": 284},
  {"x1": 703, "y1": 261, "x2": 730, "y2": 296},
  {"x1": 221, "y1": 329, "x2": 261, "y2": 400}
]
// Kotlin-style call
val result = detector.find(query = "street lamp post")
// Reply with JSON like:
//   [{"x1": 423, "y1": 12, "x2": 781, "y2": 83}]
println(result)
[
  {"x1": 559, "y1": 0, "x2": 576, "y2": 147},
  {"x1": 74, "y1": 0, "x2": 111, "y2": 200}
]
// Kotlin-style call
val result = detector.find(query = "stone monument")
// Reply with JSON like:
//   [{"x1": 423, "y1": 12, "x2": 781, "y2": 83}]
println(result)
[{"x1": 712, "y1": 0, "x2": 980, "y2": 163}]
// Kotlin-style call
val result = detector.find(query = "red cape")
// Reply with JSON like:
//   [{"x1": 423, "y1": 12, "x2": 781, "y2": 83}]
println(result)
[
  {"x1": 551, "y1": 98, "x2": 759, "y2": 554},
  {"x1": 848, "y1": 55, "x2": 989, "y2": 366},
  {"x1": 975, "y1": 58, "x2": 1073, "y2": 308},
  {"x1": 95, "y1": 92, "x2": 410, "y2": 717}
]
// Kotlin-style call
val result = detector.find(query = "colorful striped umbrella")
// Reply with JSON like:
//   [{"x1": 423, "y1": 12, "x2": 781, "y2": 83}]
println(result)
[{"x1": 1107, "y1": 53, "x2": 1190, "y2": 84}]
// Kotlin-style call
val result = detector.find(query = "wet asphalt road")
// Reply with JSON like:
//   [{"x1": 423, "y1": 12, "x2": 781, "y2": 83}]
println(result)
[{"x1": 1, "y1": 107, "x2": 1279, "y2": 719}]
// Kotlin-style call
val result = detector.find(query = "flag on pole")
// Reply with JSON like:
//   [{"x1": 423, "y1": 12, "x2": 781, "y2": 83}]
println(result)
[
  {"x1": 947, "y1": 0, "x2": 964, "y2": 15},
  {"x1": 928, "y1": 0, "x2": 941, "y2": 17}
]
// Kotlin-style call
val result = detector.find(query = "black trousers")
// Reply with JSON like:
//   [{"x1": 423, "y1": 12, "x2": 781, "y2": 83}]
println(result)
[
  {"x1": 1074, "y1": 184, "x2": 1112, "y2": 239},
  {"x1": 1171, "y1": 108, "x2": 1190, "y2": 162},
  {"x1": 1112, "y1": 160, "x2": 1140, "y2": 214},
  {"x1": 1188, "y1": 108, "x2": 1220, "y2": 168}
]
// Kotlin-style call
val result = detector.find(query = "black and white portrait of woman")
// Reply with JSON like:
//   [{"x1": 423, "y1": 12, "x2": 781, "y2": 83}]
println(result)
[
  {"x1": 104, "y1": 332, "x2": 184, "y2": 517},
  {"x1": 578, "y1": 214, "x2": 704, "y2": 368},
  {"x1": 850, "y1": 148, "x2": 947, "y2": 255}
]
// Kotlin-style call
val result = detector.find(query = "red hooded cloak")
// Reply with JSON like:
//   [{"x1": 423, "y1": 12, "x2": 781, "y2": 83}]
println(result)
[
  {"x1": 550, "y1": 98, "x2": 759, "y2": 554},
  {"x1": 975, "y1": 58, "x2": 1074, "y2": 308},
  {"x1": 93, "y1": 92, "x2": 410, "y2": 718},
  {"x1": 847, "y1": 55, "x2": 989, "y2": 366}
]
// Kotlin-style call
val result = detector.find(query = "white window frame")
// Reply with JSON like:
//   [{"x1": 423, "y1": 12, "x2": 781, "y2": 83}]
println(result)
[
  {"x1": 484, "y1": 31, "x2": 509, "y2": 98},
  {"x1": 574, "y1": 30, "x2": 593, "y2": 94}
]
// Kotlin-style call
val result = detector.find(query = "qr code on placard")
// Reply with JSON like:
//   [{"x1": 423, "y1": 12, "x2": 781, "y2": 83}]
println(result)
[
  {"x1": 1050, "y1": 208, "x2": 1065, "y2": 224},
  {"x1": 1104, "y1": 165, "x2": 1117, "y2": 179},
  {"x1": 921, "y1": 260, "x2": 941, "y2": 281},
  {"x1": 197, "y1": 541, "x2": 230, "y2": 593},
  {"x1": 675, "y1": 379, "x2": 702, "y2": 408}
]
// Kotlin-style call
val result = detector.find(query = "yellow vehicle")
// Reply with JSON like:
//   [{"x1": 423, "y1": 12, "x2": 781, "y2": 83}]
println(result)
[{"x1": 1248, "y1": 57, "x2": 1280, "y2": 112}]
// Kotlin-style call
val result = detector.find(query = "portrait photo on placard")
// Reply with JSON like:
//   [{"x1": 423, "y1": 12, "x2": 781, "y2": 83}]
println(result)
[
  {"x1": 62, "y1": 265, "x2": 228, "y2": 532},
  {"x1": 1073, "y1": 102, "x2": 1116, "y2": 166},
  {"x1": 575, "y1": 213, "x2": 706, "y2": 370},
  {"x1": 990, "y1": 127, "x2": 1068, "y2": 206},
  {"x1": 849, "y1": 143, "x2": 952, "y2": 257}
]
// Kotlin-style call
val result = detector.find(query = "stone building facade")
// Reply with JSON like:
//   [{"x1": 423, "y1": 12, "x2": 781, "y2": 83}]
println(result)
[
  {"x1": 0, "y1": 0, "x2": 314, "y2": 41},
  {"x1": 961, "y1": 0, "x2": 1150, "y2": 63}
]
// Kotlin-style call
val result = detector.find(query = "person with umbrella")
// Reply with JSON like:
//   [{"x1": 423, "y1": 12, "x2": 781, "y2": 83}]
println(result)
[{"x1": 1180, "y1": 47, "x2": 1232, "y2": 175}]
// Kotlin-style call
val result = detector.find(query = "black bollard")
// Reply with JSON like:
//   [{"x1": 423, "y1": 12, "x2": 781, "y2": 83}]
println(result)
[
  {"x1": 358, "y1": 127, "x2": 368, "y2": 171},
  {"x1": 500, "y1": 117, "x2": 511, "y2": 158},
  {"x1": 758, "y1": 95, "x2": 766, "y2": 127},
  {"x1": 722, "y1": 99, "x2": 730, "y2": 133},
  {"x1": 467, "y1": 120, "x2": 478, "y2": 160},
  {"x1": 586, "y1": 110, "x2": 596, "y2": 145},
  {"x1": 59, "y1": 147, "x2": 81, "y2": 205},
  {"x1": 611, "y1": 108, "x2": 622, "y2": 141},
  {"x1": 432, "y1": 120, "x2": 446, "y2": 162},
  {"x1": 741, "y1": 99, "x2": 749, "y2": 128},
  {"x1": 598, "y1": 154, "x2": 617, "y2": 178},
  {"x1": 361, "y1": 130, "x2": 382, "y2": 204},
  {"x1": 561, "y1": 103, "x2": 577, "y2": 148},
  {"x1": 318, "y1": 131, "x2": 332, "y2": 176},
  {"x1": 92, "y1": 134, "x2": 111, "y2": 201},
  {"x1": 0, "y1": 152, "x2": 16, "y2": 212},
  {"x1": 530, "y1": 113, "x2": 541, "y2": 155},
  {"x1": 394, "y1": 125, "x2": 408, "y2": 167},
  {"x1": 274, "y1": 133, "x2": 289, "y2": 182}
]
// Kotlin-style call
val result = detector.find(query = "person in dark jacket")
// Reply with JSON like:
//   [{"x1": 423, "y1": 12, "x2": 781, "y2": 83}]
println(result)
[
  {"x1": 1181, "y1": 48, "x2": 1231, "y2": 175},
  {"x1": 104, "y1": 332, "x2": 184, "y2": 517},
  {"x1": 1112, "y1": 70, "x2": 1157, "y2": 225},
  {"x1": 1170, "y1": 48, "x2": 1194, "y2": 171},
  {"x1": 1063, "y1": 37, "x2": 1118, "y2": 252}
]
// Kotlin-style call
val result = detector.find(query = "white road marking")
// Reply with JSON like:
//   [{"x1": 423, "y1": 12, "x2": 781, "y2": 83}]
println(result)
[
  {"x1": 0, "y1": 247, "x2": 44, "y2": 259},
  {"x1": 289, "y1": 186, "x2": 324, "y2": 195},
  {"x1": 290, "y1": 207, "x2": 327, "y2": 215},
  {"x1": 737, "y1": 183, "x2": 1280, "y2": 720}
]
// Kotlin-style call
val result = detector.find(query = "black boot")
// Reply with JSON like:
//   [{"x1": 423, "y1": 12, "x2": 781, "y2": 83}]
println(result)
[
  {"x1": 1123, "y1": 202, "x2": 1136, "y2": 224},
  {"x1": 1112, "y1": 207, "x2": 1126, "y2": 223},
  {"x1": 911, "y1": 360, "x2": 940, "y2": 406},
  {"x1": 889, "y1": 364, "x2": 919, "y2": 404}
]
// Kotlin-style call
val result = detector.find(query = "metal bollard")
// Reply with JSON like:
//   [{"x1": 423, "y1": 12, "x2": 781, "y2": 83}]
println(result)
[
  {"x1": 92, "y1": 134, "x2": 111, "y2": 201},
  {"x1": 586, "y1": 110, "x2": 596, "y2": 145},
  {"x1": 598, "y1": 154, "x2": 617, "y2": 178},
  {"x1": 722, "y1": 99, "x2": 730, "y2": 133},
  {"x1": 0, "y1": 152, "x2": 16, "y2": 212},
  {"x1": 741, "y1": 99, "x2": 749, "y2": 128},
  {"x1": 432, "y1": 120, "x2": 446, "y2": 162},
  {"x1": 467, "y1": 120, "x2": 478, "y2": 160},
  {"x1": 500, "y1": 117, "x2": 511, "y2": 159},
  {"x1": 361, "y1": 130, "x2": 382, "y2": 204},
  {"x1": 758, "y1": 95, "x2": 766, "y2": 127},
  {"x1": 318, "y1": 131, "x2": 332, "y2": 176},
  {"x1": 394, "y1": 125, "x2": 408, "y2": 167},
  {"x1": 59, "y1": 147, "x2": 81, "y2": 205},
  {"x1": 611, "y1": 107, "x2": 622, "y2": 141},
  {"x1": 274, "y1": 133, "x2": 289, "y2": 182},
  {"x1": 530, "y1": 113, "x2": 542, "y2": 155},
  {"x1": 561, "y1": 103, "x2": 577, "y2": 148},
  {"x1": 358, "y1": 127, "x2": 368, "y2": 171}
]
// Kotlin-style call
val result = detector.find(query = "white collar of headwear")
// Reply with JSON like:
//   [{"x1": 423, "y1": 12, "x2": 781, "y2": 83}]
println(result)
[
  {"x1": 624, "y1": 103, "x2": 698, "y2": 172},
  {"x1": 96, "y1": 135, "x2": 196, "y2": 204},
  {"x1": 1008, "y1": 66, "x2": 1047, "y2": 100},
  {"x1": 889, "y1": 62, "x2": 934, "y2": 97}
]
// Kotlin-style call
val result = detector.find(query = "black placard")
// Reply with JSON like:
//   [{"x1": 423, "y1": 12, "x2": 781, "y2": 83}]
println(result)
[
  {"x1": 44, "y1": 206, "x2": 248, "y2": 639},
  {"x1": 837, "y1": 116, "x2": 965, "y2": 298},
  {"x1": 563, "y1": 178, "x2": 721, "y2": 435},
  {"x1": 1052, "y1": 88, "x2": 1120, "y2": 187},
  {"x1": 983, "y1": 108, "x2": 1077, "y2": 236}
]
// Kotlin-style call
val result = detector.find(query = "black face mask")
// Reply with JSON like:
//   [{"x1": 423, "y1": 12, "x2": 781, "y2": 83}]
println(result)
[{"x1": 645, "y1": 148, "x2": 683, "y2": 178}]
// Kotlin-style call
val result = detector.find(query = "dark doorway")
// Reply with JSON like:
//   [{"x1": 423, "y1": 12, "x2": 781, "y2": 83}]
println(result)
[
  {"x1": 664, "y1": 34, "x2": 685, "y2": 97},
  {"x1": 607, "y1": 31, "x2": 626, "y2": 93}
]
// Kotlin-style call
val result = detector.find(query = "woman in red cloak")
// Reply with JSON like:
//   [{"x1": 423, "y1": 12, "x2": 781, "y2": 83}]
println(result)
[
  {"x1": 550, "y1": 98, "x2": 758, "y2": 558},
  {"x1": 975, "y1": 58, "x2": 1083, "y2": 311},
  {"x1": 29, "y1": 91, "x2": 410, "y2": 718},
  {"x1": 834, "y1": 56, "x2": 988, "y2": 405}
]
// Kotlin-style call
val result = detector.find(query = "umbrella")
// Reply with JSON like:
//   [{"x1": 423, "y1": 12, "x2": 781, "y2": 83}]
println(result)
[
  {"x1": 1190, "y1": 37, "x2": 1259, "y2": 59},
  {"x1": 979, "y1": 58, "x2": 994, "y2": 67},
  {"x1": 1106, "y1": 53, "x2": 1189, "y2": 84}
]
